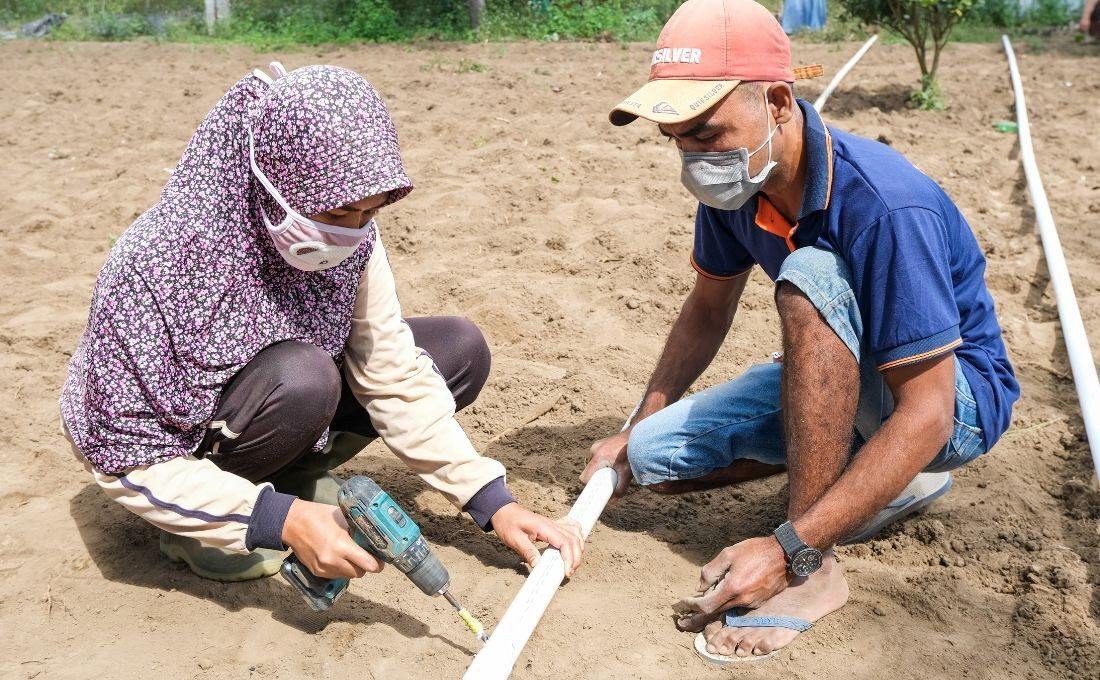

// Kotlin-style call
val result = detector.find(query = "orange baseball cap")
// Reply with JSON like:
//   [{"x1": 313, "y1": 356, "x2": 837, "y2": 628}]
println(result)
[{"x1": 609, "y1": 0, "x2": 823, "y2": 126}]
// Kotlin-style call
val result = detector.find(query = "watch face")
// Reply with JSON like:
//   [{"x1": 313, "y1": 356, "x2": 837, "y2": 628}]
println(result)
[{"x1": 790, "y1": 548, "x2": 823, "y2": 577}]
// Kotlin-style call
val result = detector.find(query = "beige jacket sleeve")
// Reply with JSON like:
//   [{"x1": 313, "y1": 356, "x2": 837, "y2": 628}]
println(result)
[
  {"x1": 343, "y1": 235, "x2": 507, "y2": 509},
  {"x1": 64, "y1": 421, "x2": 291, "y2": 554},
  {"x1": 75, "y1": 454, "x2": 279, "y2": 554}
]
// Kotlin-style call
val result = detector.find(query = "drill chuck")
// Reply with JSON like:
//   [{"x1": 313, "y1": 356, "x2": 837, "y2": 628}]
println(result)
[{"x1": 400, "y1": 540, "x2": 451, "y2": 596}]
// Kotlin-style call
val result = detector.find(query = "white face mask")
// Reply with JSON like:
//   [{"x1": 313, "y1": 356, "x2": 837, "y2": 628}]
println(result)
[
  {"x1": 679, "y1": 93, "x2": 778, "y2": 211},
  {"x1": 248, "y1": 130, "x2": 374, "y2": 272}
]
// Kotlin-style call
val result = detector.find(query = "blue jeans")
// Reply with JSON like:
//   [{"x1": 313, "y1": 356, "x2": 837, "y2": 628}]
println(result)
[{"x1": 628, "y1": 247, "x2": 986, "y2": 487}]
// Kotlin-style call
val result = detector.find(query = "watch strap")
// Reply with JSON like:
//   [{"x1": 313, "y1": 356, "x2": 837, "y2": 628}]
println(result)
[{"x1": 774, "y1": 520, "x2": 806, "y2": 560}]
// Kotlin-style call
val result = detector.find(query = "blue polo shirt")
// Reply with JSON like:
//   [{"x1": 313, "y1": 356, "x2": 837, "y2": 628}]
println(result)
[{"x1": 692, "y1": 99, "x2": 1019, "y2": 448}]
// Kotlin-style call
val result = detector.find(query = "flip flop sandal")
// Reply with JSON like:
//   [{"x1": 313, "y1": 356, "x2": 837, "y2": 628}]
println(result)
[
  {"x1": 843, "y1": 471, "x2": 953, "y2": 544},
  {"x1": 694, "y1": 612, "x2": 813, "y2": 665}
]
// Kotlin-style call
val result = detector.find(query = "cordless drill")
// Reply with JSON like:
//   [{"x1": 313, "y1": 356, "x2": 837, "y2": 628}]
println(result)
[{"x1": 280, "y1": 475, "x2": 488, "y2": 642}]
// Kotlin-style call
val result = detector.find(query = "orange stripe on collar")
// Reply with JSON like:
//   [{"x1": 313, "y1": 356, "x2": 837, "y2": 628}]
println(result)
[{"x1": 755, "y1": 197, "x2": 798, "y2": 252}]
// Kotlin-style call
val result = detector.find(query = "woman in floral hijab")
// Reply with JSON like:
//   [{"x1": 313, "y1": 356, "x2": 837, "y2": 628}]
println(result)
[{"x1": 61, "y1": 63, "x2": 582, "y2": 582}]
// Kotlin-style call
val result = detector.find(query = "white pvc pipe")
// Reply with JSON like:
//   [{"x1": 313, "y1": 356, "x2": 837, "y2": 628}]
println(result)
[
  {"x1": 813, "y1": 34, "x2": 878, "y2": 112},
  {"x1": 463, "y1": 466, "x2": 618, "y2": 680},
  {"x1": 1003, "y1": 35, "x2": 1100, "y2": 479}
]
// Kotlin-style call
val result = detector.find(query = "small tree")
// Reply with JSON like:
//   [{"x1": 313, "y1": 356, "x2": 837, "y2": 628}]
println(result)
[{"x1": 839, "y1": 0, "x2": 975, "y2": 109}]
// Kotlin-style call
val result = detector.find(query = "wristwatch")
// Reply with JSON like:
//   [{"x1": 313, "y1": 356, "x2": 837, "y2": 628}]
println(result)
[{"x1": 773, "y1": 521, "x2": 823, "y2": 577}]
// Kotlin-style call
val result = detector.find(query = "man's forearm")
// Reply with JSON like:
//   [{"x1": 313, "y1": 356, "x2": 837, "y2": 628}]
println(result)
[
  {"x1": 634, "y1": 293, "x2": 736, "y2": 423},
  {"x1": 791, "y1": 408, "x2": 950, "y2": 549}
]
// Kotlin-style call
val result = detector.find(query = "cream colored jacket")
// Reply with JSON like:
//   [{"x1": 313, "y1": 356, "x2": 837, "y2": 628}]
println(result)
[{"x1": 66, "y1": 236, "x2": 505, "y2": 553}]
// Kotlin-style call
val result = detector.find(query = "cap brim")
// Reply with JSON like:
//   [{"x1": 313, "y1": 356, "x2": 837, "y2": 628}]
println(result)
[{"x1": 609, "y1": 79, "x2": 740, "y2": 127}]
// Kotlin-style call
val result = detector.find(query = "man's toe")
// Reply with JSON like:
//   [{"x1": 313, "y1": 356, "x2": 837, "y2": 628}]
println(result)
[
  {"x1": 735, "y1": 635, "x2": 757, "y2": 657},
  {"x1": 704, "y1": 623, "x2": 739, "y2": 655},
  {"x1": 703, "y1": 619, "x2": 724, "y2": 641},
  {"x1": 753, "y1": 638, "x2": 775, "y2": 656}
]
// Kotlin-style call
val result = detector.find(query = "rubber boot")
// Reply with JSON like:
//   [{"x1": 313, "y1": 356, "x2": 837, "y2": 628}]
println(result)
[
  {"x1": 159, "y1": 532, "x2": 286, "y2": 582},
  {"x1": 272, "y1": 431, "x2": 369, "y2": 506}
]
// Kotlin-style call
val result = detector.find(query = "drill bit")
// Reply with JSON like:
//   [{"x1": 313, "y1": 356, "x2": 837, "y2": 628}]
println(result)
[{"x1": 442, "y1": 589, "x2": 489, "y2": 643}]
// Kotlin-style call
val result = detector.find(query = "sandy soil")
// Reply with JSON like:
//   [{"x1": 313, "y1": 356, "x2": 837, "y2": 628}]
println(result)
[{"x1": 1, "y1": 36, "x2": 1098, "y2": 680}]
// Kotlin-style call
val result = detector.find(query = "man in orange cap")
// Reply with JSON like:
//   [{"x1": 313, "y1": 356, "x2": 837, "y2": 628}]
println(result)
[{"x1": 582, "y1": 0, "x2": 1018, "y2": 664}]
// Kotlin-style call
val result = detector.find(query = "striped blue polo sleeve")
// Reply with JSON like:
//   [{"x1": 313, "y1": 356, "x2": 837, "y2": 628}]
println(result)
[
  {"x1": 691, "y1": 204, "x2": 756, "y2": 279},
  {"x1": 847, "y1": 207, "x2": 962, "y2": 371}
]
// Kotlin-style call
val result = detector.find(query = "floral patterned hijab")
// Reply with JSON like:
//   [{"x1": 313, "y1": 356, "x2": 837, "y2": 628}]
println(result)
[{"x1": 61, "y1": 64, "x2": 412, "y2": 474}]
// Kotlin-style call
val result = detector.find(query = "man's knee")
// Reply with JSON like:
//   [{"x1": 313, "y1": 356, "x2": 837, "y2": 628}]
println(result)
[
  {"x1": 775, "y1": 280, "x2": 820, "y2": 324},
  {"x1": 626, "y1": 416, "x2": 679, "y2": 490},
  {"x1": 775, "y1": 248, "x2": 863, "y2": 360}
]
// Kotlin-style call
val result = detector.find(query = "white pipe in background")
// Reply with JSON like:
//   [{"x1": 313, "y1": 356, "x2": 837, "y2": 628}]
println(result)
[
  {"x1": 1002, "y1": 35, "x2": 1100, "y2": 480},
  {"x1": 463, "y1": 466, "x2": 618, "y2": 680},
  {"x1": 813, "y1": 34, "x2": 878, "y2": 112}
]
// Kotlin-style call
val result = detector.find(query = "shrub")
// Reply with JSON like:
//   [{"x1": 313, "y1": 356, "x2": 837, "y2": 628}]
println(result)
[{"x1": 838, "y1": 0, "x2": 976, "y2": 109}]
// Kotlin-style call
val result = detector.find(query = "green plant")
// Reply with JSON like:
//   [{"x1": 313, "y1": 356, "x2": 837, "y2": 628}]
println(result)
[
  {"x1": 53, "y1": 11, "x2": 153, "y2": 40},
  {"x1": 965, "y1": 0, "x2": 1077, "y2": 30},
  {"x1": 456, "y1": 58, "x2": 487, "y2": 72},
  {"x1": 909, "y1": 73, "x2": 947, "y2": 109},
  {"x1": 474, "y1": 0, "x2": 674, "y2": 42},
  {"x1": 839, "y1": 0, "x2": 976, "y2": 105},
  {"x1": 8, "y1": 0, "x2": 1078, "y2": 48},
  {"x1": 344, "y1": 0, "x2": 402, "y2": 41}
]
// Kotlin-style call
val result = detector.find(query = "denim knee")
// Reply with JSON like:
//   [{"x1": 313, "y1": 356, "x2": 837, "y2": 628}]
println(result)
[
  {"x1": 626, "y1": 415, "x2": 677, "y2": 486},
  {"x1": 776, "y1": 247, "x2": 863, "y2": 361}
]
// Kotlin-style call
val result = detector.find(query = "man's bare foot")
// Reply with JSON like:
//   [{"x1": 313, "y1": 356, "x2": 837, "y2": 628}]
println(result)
[{"x1": 692, "y1": 550, "x2": 849, "y2": 658}]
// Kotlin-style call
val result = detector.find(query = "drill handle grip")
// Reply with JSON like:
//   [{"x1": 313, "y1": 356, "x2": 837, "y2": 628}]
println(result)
[{"x1": 280, "y1": 553, "x2": 351, "y2": 612}]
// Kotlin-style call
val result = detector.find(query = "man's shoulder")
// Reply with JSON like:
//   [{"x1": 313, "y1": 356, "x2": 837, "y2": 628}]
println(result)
[{"x1": 828, "y1": 127, "x2": 954, "y2": 221}]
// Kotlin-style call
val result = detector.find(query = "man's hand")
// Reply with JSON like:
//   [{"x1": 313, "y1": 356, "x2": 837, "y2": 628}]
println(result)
[
  {"x1": 676, "y1": 537, "x2": 789, "y2": 625},
  {"x1": 491, "y1": 503, "x2": 585, "y2": 576},
  {"x1": 578, "y1": 274, "x2": 748, "y2": 500},
  {"x1": 282, "y1": 498, "x2": 384, "y2": 579},
  {"x1": 580, "y1": 429, "x2": 634, "y2": 498}
]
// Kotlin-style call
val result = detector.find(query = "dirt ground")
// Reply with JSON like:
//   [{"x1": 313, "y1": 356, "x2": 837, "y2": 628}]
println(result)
[{"x1": 1, "y1": 35, "x2": 1098, "y2": 680}]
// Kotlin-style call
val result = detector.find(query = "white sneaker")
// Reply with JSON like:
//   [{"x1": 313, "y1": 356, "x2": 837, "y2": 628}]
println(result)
[{"x1": 843, "y1": 472, "x2": 953, "y2": 544}]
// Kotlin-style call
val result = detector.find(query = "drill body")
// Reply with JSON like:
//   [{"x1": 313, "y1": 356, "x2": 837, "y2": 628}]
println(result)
[{"x1": 281, "y1": 475, "x2": 450, "y2": 611}]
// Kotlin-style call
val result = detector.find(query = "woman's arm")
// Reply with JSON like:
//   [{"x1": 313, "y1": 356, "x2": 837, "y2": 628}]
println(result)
[
  {"x1": 71, "y1": 444, "x2": 293, "y2": 553},
  {"x1": 342, "y1": 236, "x2": 512, "y2": 521},
  {"x1": 342, "y1": 234, "x2": 585, "y2": 572}
]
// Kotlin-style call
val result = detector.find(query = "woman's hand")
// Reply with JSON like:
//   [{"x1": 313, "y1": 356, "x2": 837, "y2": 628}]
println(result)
[
  {"x1": 281, "y1": 499, "x2": 384, "y2": 579},
  {"x1": 491, "y1": 503, "x2": 585, "y2": 576}
]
